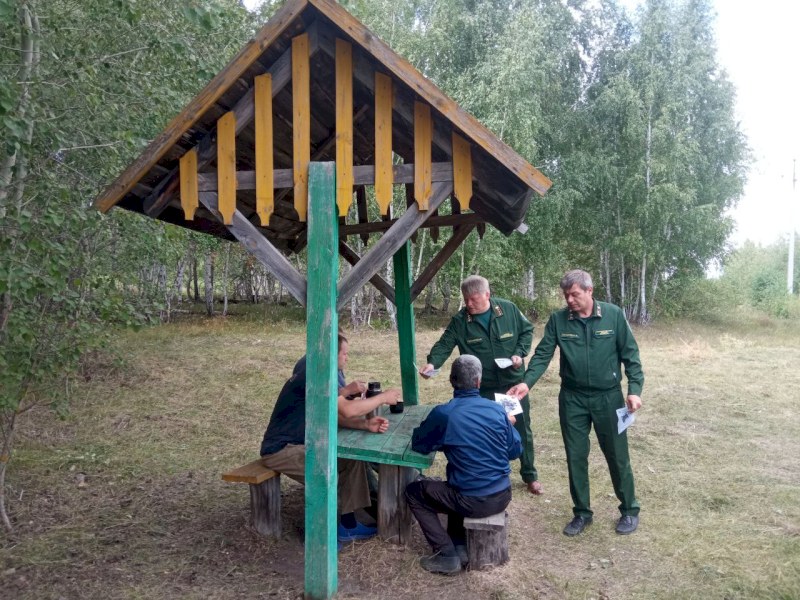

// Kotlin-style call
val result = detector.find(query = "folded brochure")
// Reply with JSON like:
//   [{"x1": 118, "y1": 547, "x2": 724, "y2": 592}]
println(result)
[
  {"x1": 616, "y1": 406, "x2": 635, "y2": 433},
  {"x1": 494, "y1": 393, "x2": 523, "y2": 416}
]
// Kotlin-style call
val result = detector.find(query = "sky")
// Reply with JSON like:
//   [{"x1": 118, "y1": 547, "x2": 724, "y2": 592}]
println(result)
[{"x1": 243, "y1": 0, "x2": 800, "y2": 247}]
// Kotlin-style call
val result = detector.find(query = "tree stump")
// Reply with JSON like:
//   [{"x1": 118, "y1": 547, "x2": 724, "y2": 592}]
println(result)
[{"x1": 464, "y1": 511, "x2": 508, "y2": 570}]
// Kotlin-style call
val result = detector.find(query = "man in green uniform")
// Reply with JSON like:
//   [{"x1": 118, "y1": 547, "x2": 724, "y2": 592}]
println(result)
[
  {"x1": 508, "y1": 269, "x2": 643, "y2": 535},
  {"x1": 420, "y1": 275, "x2": 542, "y2": 495}
]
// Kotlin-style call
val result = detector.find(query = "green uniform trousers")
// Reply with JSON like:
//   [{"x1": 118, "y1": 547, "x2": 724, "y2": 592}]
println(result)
[
  {"x1": 481, "y1": 386, "x2": 537, "y2": 483},
  {"x1": 558, "y1": 387, "x2": 639, "y2": 518}
]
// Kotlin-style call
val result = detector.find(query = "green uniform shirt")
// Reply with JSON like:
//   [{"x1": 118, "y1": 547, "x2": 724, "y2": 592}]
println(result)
[
  {"x1": 523, "y1": 300, "x2": 644, "y2": 396},
  {"x1": 427, "y1": 297, "x2": 533, "y2": 391}
]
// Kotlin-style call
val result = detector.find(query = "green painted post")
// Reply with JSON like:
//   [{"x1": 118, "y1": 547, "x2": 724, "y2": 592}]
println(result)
[
  {"x1": 393, "y1": 241, "x2": 419, "y2": 406},
  {"x1": 305, "y1": 161, "x2": 338, "y2": 599}
]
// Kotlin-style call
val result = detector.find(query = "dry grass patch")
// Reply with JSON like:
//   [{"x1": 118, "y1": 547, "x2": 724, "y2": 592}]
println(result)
[{"x1": 1, "y1": 311, "x2": 799, "y2": 599}]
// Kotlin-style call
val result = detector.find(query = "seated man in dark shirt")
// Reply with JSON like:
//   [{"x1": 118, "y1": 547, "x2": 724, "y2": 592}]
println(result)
[
  {"x1": 406, "y1": 354, "x2": 521, "y2": 574},
  {"x1": 260, "y1": 334, "x2": 400, "y2": 542}
]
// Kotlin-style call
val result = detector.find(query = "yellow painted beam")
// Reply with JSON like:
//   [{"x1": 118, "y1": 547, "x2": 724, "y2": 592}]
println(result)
[
  {"x1": 335, "y1": 39, "x2": 354, "y2": 216},
  {"x1": 217, "y1": 111, "x2": 237, "y2": 225},
  {"x1": 292, "y1": 33, "x2": 310, "y2": 222},
  {"x1": 179, "y1": 148, "x2": 198, "y2": 220},
  {"x1": 452, "y1": 133, "x2": 472, "y2": 210},
  {"x1": 414, "y1": 101, "x2": 432, "y2": 210},
  {"x1": 254, "y1": 74, "x2": 274, "y2": 226},
  {"x1": 374, "y1": 72, "x2": 393, "y2": 216}
]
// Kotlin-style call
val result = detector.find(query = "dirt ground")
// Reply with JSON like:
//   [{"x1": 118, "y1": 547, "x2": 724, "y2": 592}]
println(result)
[{"x1": 1, "y1": 315, "x2": 798, "y2": 599}]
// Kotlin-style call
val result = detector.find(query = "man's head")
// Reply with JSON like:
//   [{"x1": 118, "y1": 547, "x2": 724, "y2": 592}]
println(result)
[
  {"x1": 560, "y1": 270, "x2": 594, "y2": 317},
  {"x1": 337, "y1": 334, "x2": 349, "y2": 370},
  {"x1": 450, "y1": 355, "x2": 482, "y2": 391},
  {"x1": 461, "y1": 275, "x2": 491, "y2": 315}
]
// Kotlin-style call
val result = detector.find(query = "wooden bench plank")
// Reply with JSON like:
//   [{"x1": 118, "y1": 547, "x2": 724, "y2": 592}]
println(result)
[{"x1": 222, "y1": 459, "x2": 278, "y2": 484}]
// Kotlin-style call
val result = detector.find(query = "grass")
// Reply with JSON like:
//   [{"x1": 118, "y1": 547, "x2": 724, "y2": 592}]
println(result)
[{"x1": 1, "y1": 306, "x2": 799, "y2": 599}]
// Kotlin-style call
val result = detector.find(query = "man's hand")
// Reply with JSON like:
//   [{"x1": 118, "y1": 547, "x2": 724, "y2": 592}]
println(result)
[
  {"x1": 508, "y1": 414, "x2": 517, "y2": 425},
  {"x1": 419, "y1": 363, "x2": 436, "y2": 379},
  {"x1": 341, "y1": 380, "x2": 367, "y2": 397},
  {"x1": 366, "y1": 416, "x2": 390, "y2": 433},
  {"x1": 510, "y1": 355, "x2": 523, "y2": 369},
  {"x1": 506, "y1": 383, "x2": 530, "y2": 398},
  {"x1": 626, "y1": 394, "x2": 642, "y2": 413},
  {"x1": 378, "y1": 388, "x2": 401, "y2": 405}
]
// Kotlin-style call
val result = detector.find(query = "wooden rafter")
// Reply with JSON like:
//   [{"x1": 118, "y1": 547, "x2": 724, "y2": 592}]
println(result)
[
  {"x1": 292, "y1": 33, "x2": 311, "y2": 221},
  {"x1": 338, "y1": 241, "x2": 395, "y2": 304},
  {"x1": 198, "y1": 192, "x2": 307, "y2": 306},
  {"x1": 336, "y1": 181, "x2": 452, "y2": 310},
  {"x1": 410, "y1": 223, "x2": 475, "y2": 301}
]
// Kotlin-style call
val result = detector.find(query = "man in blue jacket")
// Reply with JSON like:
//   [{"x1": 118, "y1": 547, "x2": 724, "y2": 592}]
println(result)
[{"x1": 405, "y1": 355, "x2": 521, "y2": 575}]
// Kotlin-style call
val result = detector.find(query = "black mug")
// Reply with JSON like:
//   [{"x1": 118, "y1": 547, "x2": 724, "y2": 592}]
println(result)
[{"x1": 390, "y1": 399, "x2": 404, "y2": 414}]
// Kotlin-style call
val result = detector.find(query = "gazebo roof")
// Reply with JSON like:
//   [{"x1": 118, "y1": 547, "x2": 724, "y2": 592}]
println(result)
[{"x1": 93, "y1": 0, "x2": 551, "y2": 253}]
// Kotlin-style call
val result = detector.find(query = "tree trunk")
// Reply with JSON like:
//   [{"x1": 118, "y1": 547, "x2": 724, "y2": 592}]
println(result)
[
  {"x1": 441, "y1": 277, "x2": 452, "y2": 314},
  {"x1": 222, "y1": 244, "x2": 231, "y2": 316},
  {"x1": 204, "y1": 251, "x2": 214, "y2": 316},
  {"x1": 384, "y1": 260, "x2": 397, "y2": 331}
]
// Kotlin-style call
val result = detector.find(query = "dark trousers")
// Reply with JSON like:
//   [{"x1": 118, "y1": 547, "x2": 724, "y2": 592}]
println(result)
[
  {"x1": 481, "y1": 387, "x2": 538, "y2": 483},
  {"x1": 559, "y1": 387, "x2": 640, "y2": 518},
  {"x1": 405, "y1": 480, "x2": 511, "y2": 554}
]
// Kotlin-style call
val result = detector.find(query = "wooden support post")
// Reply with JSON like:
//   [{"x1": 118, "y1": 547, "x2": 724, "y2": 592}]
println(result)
[
  {"x1": 292, "y1": 33, "x2": 310, "y2": 222},
  {"x1": 305, "y1": 161, "x2": 339, "y2": 599},
  {"x1": 464, "y1": 512, "x2": 509, "y2": 570},
  {"x1": 254, "y1": 73, "x2": 274, "y2": 226},
  {"x1": 393, "y1": 241, "x2": 418, "y2": 406},
  {"x1": 250, "y1": 475, "x2": 282, "y2": 538},
  {"x1": 377, "y1": 465, "x2": 417, "y2": 545},
  {"x1": 335, "y1": 39, "x2": 354, "y2": 216}
]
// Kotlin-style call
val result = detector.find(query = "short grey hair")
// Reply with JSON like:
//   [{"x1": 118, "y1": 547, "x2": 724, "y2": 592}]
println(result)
[
  {"x1": 450, "y1": 355, "x2": 482, "y2": 390},
  {"x1": 560, "y1": 269, "x2": 593, "y2": 291},
  {"x1": 461, "y1": 275, "x2": 489, "y2": 297}
]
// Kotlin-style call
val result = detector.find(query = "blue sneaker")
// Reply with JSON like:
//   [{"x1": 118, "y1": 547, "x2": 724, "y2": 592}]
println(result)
[{"x1": 337, "y1": 521, "x2": 377, "y2": 542}]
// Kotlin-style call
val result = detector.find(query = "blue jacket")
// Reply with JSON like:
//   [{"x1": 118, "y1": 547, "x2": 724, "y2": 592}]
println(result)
[{"x1": 411, "y1": 389, "x2": 522, "y2": 496}]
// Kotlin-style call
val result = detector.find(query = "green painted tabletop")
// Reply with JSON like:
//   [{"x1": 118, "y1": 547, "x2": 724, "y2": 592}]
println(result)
[{"x1": 337, "y1": 404, "x2": 436, "y2": 469}]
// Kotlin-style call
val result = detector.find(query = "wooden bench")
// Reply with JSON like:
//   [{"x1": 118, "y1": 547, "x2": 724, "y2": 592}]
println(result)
[
  {"x1": 222, "y1": 459, "x2": 281, "y2": 538},
  {"x1": 463, "y1": 511, "x2": 509, "y2": 570}
]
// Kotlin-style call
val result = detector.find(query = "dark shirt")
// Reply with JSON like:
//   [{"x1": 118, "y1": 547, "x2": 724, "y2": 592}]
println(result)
[
  {"x1": 260, "y1": 362, "x2": 307, "y2": 456},
  {"x1": 411, "y1": 388, "x2": 522, "y2": 496}
]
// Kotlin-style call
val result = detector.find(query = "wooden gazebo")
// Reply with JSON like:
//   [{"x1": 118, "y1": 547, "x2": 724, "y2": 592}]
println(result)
[{"x1": 94, "y1": 0, "x2": 551, "y2": 597}]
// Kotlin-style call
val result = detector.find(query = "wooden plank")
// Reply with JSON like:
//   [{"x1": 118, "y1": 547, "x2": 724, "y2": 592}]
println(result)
[
  {"x1": 292, "y1": 33, "x2": 311, "y2": 222},
  {"x1": 338, "y1": 241, "x2": 395, "y2": 304},
  {"x1": 254, "y1": 74, "x2": 274, "y2": 226},
  {"x1": 452, "y1": 132, "x2": 472, "y2": 210},
  {"x1": 336, "y1": 182, "x2": 452, "y2": 310},
  {"x1": 198, "y1": 192, "x2": 307, "y2": 306},
  {"x1": 179, "y1": 148, "x2": 198, "y2": 220},
  {"x1": 222, "y1": 459, "x2": 277, "y2": 484},
  {"x1": 335, "y1": 38, "x2": 354, "y2": 216},
  {"x1": 305, "y1": 161, "x2": 339, "y2": 598},
  {"x1": 410, "y1": 223, "x2": 475, "y2": 301},
  {"x1": 341, "y1": 212, "x2": 482, "y2": 236},
  {"x1": 309, "y1": 0, "x2": 552, "y2": 197},
  {"x1": 217, "y1": 112, "x2": 237, "y2": 225},
  {"x1": 393, "y1": 242, "x2": 419, "y2": 406},
  {"x1": 142, "y1": 27, "x2": 316, "y2": 218},
  {"x1": 414, "y1": 102, "x2": 432, "y2": 210},
  {"x1": 196, "y1": 162, "x2": 453, "y2": 192},
  {"x1": 94, "y1": 0, "x2": 310, "y2": 212},
  {"x1": 374, "y1": 72, "x2": 393, "y2": 215}
]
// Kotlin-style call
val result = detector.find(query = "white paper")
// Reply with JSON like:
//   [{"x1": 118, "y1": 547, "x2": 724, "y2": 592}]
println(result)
[
  {"x1": 494, "y1": 358, "x2": 514, "y2": 369},
  {"x1": 494, "y1": 393, "x2": 523, "y2": 416},
  {"x1": 616, "y1": 406, "x2": 636, "y2": 434},
  {"x1": 414, "y1": 364, "x2": 440, "y2": 377}
]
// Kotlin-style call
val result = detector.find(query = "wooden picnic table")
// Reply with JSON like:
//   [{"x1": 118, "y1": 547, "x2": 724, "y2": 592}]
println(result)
[{"x1": 337, "y1": 404, "x2": 436, "y2": 545}]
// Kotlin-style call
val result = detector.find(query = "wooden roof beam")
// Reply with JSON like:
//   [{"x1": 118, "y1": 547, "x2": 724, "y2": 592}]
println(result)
[{"x1": 338, "y1": 241, "x2": 395, "y2": 304}]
